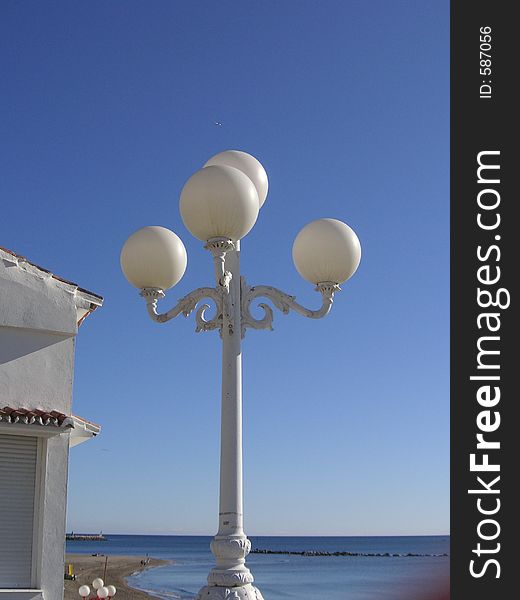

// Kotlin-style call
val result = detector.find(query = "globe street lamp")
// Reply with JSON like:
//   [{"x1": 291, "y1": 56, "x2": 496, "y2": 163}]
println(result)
[
  {"x1": 78, "y1": 578, "x2": 116, "y2": 599},
  {"x1": 121, "y1": 150, "x2": 361, "y2": 600}
]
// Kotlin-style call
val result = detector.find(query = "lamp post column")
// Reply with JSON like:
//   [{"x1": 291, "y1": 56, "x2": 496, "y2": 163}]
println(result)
[
  {"x1": 120, "y1": 151, "x2": 362, "y2": 600},
  {"x1": 201, "y1": 242, "x2": 261, "y2": 599},
  {"x1": 218, "y1": 243, "x2": 244, "y2": 539}
]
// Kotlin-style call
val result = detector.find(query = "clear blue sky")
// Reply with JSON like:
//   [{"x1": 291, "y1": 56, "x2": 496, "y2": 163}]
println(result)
[{"x1": 1, "y1": 0, "x2": 448, "y2": 536}]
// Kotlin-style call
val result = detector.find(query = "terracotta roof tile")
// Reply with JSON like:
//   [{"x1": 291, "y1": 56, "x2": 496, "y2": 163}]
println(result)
[{"x1": 0, "y1": 406, "x2": 72, "y2": 427}]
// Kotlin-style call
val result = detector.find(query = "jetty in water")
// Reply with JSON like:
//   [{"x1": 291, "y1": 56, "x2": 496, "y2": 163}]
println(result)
[
  {"x1": 251, "y1": 549, "x2": 448, "y2": 558},
  {"x1": 66, "y1": 532, "x2": 106, "y2": 541}
]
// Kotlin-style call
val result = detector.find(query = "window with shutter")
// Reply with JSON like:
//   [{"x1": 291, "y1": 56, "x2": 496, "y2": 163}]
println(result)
[{"x1": 0, "y1": 434, "x2": 38, "y2": 588}]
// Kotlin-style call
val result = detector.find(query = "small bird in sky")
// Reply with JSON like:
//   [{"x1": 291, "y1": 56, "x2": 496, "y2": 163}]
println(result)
[{"x1": 214, "y1": 121, "x2": 223, "y2": 126}]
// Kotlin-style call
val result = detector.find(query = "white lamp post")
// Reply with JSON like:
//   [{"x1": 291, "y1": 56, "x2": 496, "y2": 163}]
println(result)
[{"x1": 121, "y1": 150, "x2": 361, "y2": 600}]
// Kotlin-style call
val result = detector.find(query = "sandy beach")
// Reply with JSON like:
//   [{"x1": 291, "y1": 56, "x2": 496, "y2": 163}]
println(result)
[{"x1": 64, "y1": 554, "x2": 169, "y2": 600}]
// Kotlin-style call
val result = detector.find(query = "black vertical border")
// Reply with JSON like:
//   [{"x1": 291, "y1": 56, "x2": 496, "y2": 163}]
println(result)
[{"x1": 451, "y1": 1, "x2": 516, "y2": 598}]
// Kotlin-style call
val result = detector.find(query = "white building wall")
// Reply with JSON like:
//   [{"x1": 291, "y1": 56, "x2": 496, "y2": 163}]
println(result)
[
  {"x1": 0, "y1": 254, "x2": 79, "y2": 415},
  {"x1": 0, "y1": 251, "x2": 101, "y2": 600},
  {"x1": 0, "y1": 335, "x2": 75, "y2": 415},
  {"x1": 39, "y1": 435, "x2": 70, "y2": 600}
]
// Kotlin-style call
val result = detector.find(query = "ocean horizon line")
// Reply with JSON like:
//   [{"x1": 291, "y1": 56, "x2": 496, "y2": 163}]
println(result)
[{"x1": 67, "y1": 532, "x2": 450, "y2": 538}]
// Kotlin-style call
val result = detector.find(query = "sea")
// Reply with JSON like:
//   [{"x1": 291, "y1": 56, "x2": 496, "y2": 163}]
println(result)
[{"x1": 66, "y1": 535, "x2": 450, "y2": 600}]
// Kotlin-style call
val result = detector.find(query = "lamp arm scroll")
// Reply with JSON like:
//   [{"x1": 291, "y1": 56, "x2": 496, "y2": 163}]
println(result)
[
  {"x1": 241, "y1": 278, "x2": 340, "y2": 336},
  {"x1": 140, "y1": 286, "x2": 225, "y2": 332}
]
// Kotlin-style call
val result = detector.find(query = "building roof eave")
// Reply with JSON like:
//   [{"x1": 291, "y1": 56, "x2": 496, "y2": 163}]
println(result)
[
  {"x1": 0, "y1": 407, "x2": 101, "y2": 447},
  {"x1": 69, "y1": 414, "x2": 101, "y2": 447}
]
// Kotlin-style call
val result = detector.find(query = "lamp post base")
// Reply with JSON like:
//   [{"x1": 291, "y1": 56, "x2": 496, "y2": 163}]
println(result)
[
  {"x1": 196, "y1": 533, "x2": 262, "y2": 599},
  {"x1": 196, "y1": 584, "x2": 264, "y2": 600}
]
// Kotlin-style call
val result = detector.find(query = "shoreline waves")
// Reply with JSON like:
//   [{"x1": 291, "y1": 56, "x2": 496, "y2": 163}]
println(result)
[{"x1": 66, "y1": 535, "x2": 450, "y2": 600}]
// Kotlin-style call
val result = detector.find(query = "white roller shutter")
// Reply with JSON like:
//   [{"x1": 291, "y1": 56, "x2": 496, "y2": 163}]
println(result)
[{"x1": 0, "y1": 434, "x2": 38, "y2": 588}]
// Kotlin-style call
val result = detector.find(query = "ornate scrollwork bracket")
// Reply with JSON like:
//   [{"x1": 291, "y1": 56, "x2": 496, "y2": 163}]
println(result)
[
  {"x1": 139, "y1": 239, "x2": 237, "y2": 336},
  {"x1": 140, "y1": 286, "x2": 225, "y2": 333},
  {"x1": 241, "y1": 278, "x2": 340, "y2": 338}
]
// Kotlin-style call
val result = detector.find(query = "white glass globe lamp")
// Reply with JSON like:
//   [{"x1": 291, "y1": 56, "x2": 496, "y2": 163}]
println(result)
[
  {"x1": 78, "y1": 585, "x2": 90, "y2": 598},
  {"x1": 179, "y1": 165, "x2": 259, "y2": 242},
  {"x1": 120, "y1": 226, "x2": 187, "y2": 290},
  {"x1": 204, "y1": 150, "x2": 268, "y2": 207},
  {"x1": 106, "y1": 585, "x2": 117, "y2": 597},
  {"x1": 292, "y1": 218, "x2": 361, "y2": 285},
  {"x1": 92, "y1": 578, "x2": 104, "y2": 590},
  {"x1": 97, "y1": 587, "x2": 109, "y2": 599}
]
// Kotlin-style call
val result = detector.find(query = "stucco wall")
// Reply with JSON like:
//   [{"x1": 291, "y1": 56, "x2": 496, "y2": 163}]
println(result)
[
  {"x1": 0, "y1": 592, "x2": 43, "y2": 599},
  {"x1": 0, "y1": 259, "x2": 79, "y2": 334},
  {"x1": 0, "y1": 256, "x2": 78, "y2": 415},
  {"x1": 0, "y1": 253, "x2": 101, "y2": 600},
  {"x1": 0, "y1": 334, "x2": 75, "y2": 415},
  {"x1": 39, "y1": 435, "x2": 70, "y2": 600}
]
